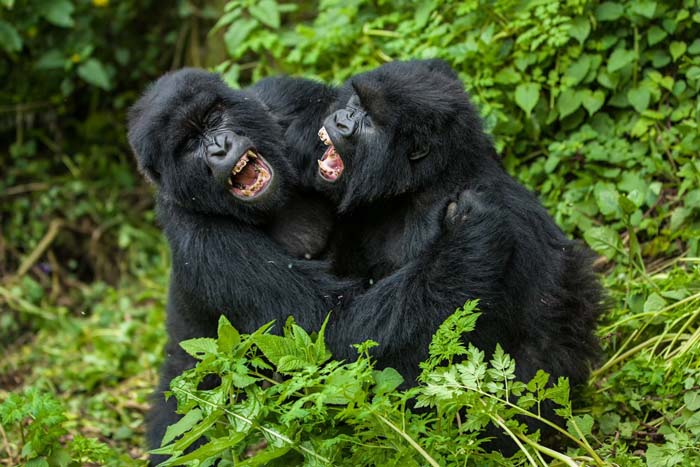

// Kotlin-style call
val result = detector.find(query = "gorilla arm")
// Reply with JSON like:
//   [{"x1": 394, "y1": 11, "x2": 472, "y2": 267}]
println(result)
[{"x1": 325, "y1": 194, "x2": 515, "y2": 380}]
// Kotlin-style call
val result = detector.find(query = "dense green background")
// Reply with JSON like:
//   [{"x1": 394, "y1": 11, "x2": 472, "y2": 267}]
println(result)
[{"x1": 1, "y1": 0, "x2": 699, "y2": 465}]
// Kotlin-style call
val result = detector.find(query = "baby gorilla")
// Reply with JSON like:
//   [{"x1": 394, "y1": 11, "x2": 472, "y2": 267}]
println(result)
[
  {"x1": 128, "y1": 69, "x2": 354, "y2": 460},
  {"x1": 316, "y1": 60, "x2": 603, "y2": 446}
]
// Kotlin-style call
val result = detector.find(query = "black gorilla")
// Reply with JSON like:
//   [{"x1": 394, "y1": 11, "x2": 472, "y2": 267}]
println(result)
[
  {"x1": 127, "y1": 69, "x2": 355, "y2": 458},
  {"x1": 317, "y1": 60, "x2": 603, "y2": 393}
]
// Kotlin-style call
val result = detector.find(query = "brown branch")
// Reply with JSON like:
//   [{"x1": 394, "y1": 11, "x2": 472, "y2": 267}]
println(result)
[{"x1": 17, "y1": 219, "x2": 64, "y2": 277}]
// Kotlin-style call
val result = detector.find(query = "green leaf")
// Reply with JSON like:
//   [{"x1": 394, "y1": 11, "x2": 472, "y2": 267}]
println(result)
[
  {"x1": 39, "y1": 0, "x2": 75, "y2": 27},
  {"x1": 557, "y1": 89, "x2": 582, "y2": 119},
  {"x1": 627, "y1": 87, "x2": 651, "y2": 112},
  {"x1": 596, "y1": 2, "x2": 624, "y2": 21},
  {"x1": 0, "y1": 19, "x2": 22, "y2": 53},
  {"x1": 670, "y1": 41, "x2": 687, "y2": 61},
  {"x1": 373, "y1": 367, "x2": 404, "y2": 396},
  {"x1": 35, "y1": 50, "x2": 64, "y2": 70},
  {"x1": 179, "y1": 337, "x2": 218, "y2": 359},
  {"x1": 514, "y1": 83, "x2": 540, "y2": 116},
  {"x1": 685, "y1": 391, "x2": 700, "y2": 411},
  {"x1": 224, "y1": 18, "x2": 257, "y2": 57},
  {"x1": 607, "y1": 48, "x2": 636, "y2": 72},
  {"x1": 565, "y1": 55, "x2": 591, "y2": 86},
  {"x1": 568, "y1": 17, "x2": 590, "y2": 44},
  {"x1": 581, "y1": 89, "x2": 606, "y2": 115},
  {"x1": 594, "y1": 183, "x2": 620, "y2": 216},
  {"x1": 688, "y1": 39, "x2": 700, "y2": 55},
  {"x1": 630, "y1": 1, "x2": 656, "y2": 18},
  {"x1": 643, "y1": 293, "x2": 666, "y2": 313},
  {"x1": 249, "y1": 0, "x2": 280, "y2": 29},
  {"x1": 584, "y1": 226, "x2": 623, "y2": 259},
  {"x1": 161, "y1": 409, "x2": 202, "y2": 446},
  {"x1": 414, "y1": 2, "x2": 434, "y2": 28},
  {"x1": 217, "y1": 315, "x2": 240, "y2": 353},
  {"x1": 77, "y1": 59, "x2": 111, "y2": 90},
  {"x1": 567, "y1": 414, "x2": 594, "y2": 438},
  {"x1": 647, "y1": 25, "x2": 667, "y2": 46}
]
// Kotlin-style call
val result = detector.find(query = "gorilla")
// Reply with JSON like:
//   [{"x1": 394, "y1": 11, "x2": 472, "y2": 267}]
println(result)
[
  {"x1": 317, "y1": 59, "x2": 603, "y2": 397},
  {"x1": 127, "y1": 68, "x2": 356, "y2": 459}
]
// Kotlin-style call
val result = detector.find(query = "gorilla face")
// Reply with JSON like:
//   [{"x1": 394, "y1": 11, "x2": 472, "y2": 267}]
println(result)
[
  {"x1": 316, "y1": 59, "x2": 481, "y2": 211},
  {"x1": 128, "y1": 69, "x2": 293, "y2": 223}
]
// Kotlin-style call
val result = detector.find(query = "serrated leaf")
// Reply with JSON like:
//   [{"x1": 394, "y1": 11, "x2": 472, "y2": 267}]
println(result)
[
  {"x1": 249, "y1": 0, "x2": 280, "y2": 29},
  {"x1": 514, "y1": 82, "x2": 540, "y2": 116},
  {"x1": 581, "y1": 89, "x2": 605, "y2": 115},
  {"x1": 77, "y1": 58, "x2": 111, "y2": 90},
  {"x1": 40, "y1": 0, "x2": 75, "y2": 27},
  {"x1": 596, "y1": 2, "x2": 624, "y2": 21},
  {"x1": 670, "y1": 41, "x2": 686, "y2": 61},
  {"x1": 0, "y1": 20, "x2": 22, "y2": 53},
  {"x1": 557, "y1": 89, "x2": 582, "y2": 119},
  {"x1": 607, "y1": 48, "x2": 636, "y2": 72},
  {"x1": 179, "y1": 337, "x2": 218, "y2": 359},
  {"x1": 568, "y1": 17, "x2": 590, "y2": 44},
  {"x1": 627, "y1": 87, "x2": 651, "y2": 112}
]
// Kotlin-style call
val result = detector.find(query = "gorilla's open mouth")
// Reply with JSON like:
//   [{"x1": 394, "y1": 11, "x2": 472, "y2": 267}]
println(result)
[
  {"x1": 227, "y1": 149, "x2": 273, "y2": 199},
  {"x1": 318, "y1": 126, "x2": 344, "y2": 182}
]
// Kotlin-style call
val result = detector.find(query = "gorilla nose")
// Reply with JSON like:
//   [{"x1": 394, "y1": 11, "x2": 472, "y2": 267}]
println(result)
[
  {"x1": 333, "y1": 109, "x2": 356, "y2": 137},
  {"x1": 206, "y1": 132, "x2": 233, "y2": 157}
]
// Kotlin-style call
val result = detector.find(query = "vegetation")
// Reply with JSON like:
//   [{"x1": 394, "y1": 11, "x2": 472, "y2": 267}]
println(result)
[{"x1": 1, "y1": 0, "x2": 699, "y2": 465}]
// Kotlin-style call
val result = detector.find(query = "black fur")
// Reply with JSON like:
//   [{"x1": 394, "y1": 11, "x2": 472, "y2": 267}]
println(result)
[
  {"x1": 127, "y1": 69, "x2": 356, "y2": 461},
  {"x1": 318, "y1": 59, "x2": 603, "y2": 405}
]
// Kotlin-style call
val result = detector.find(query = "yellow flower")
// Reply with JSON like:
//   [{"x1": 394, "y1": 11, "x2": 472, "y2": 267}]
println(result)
[
  {"x1": 70, "y1": 54, "x2": 81, "y2": 63},
  {"x1": 93, "y1": 0, "x2": 109, "y2": 7}
]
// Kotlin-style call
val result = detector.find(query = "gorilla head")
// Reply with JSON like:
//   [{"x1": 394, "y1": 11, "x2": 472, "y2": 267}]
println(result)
[
  {"x1": 317, "y1": 59, "x2": 492, "y2": 211},
  {"x1": 128, "y1": 68, "x2": 294, "y2": 224}
]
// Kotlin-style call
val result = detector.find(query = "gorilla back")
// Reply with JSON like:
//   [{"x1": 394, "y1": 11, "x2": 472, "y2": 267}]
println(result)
[
  {"x1": 317, "y1": 60, "x2": 603, "y2": 392},
  {"x1": 128, "y1": 69, "x2": 353, "y2": 458}
]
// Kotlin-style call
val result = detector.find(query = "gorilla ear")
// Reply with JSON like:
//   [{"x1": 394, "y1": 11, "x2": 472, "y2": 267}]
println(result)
[
  {"x1": 423, "y1": 58, "x2": 460, "y2": 82},
  {"x1": 409, "y1": 146, "x2": 430, "y2": 161}
]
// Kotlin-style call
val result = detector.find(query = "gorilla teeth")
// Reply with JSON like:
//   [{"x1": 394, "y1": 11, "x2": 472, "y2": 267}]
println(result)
[{"x1": 318, "y1": 126, "x2": 331, "y2": 146}]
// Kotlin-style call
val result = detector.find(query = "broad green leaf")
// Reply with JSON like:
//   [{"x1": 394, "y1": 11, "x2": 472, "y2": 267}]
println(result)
[
  {"x1": 0, "y1": 20, "x2": 22, "y2": 53},
  {"x1": 688, "y1": 39, "x2": 700, "y2": 55},
  {"x1": 584, "y1": 226, "x2": 623, "y2": 259},
  {"x1": 557, "y1": 89, "x2": 582, "y2": 119},
  {"x1": 249, "y1": 0, "x2": 280, "y2": 29},
  {"x1": 373, "y1": 367, "x2": 404, "y2": 396},
  {"x1": 595, "y1": 2, "x2": 624, "y2": 21},
  {"x1": 643, "y1": 293, "x2": 666, "y2": 313},
  {"x1": 631, "y1": 1, "x2": 656, "y2": 18},
  {"x1": 670, "y1": 207, "x2": 692, "y2": 231},
  {"x1": 581, "y1": 89, "x2": 606, "y2": 115},
  {"x1": 594, "y1": 183, "x2": 620, "y2": 216},
  {"x1": 568, "y1": 17, "x2": 590, "y2": 44},
  {"x1": 161, "y1": 409, "x2": 202, "y2": 446},
  {"x1": 670, "y1": 41, "x2": 686, "y2": 61},
  {"x1": 567, "y1": 414, "x2": 594, "y2": 437},
  {"x1": 685, "y1": 391, "x2": 700, "y2": 411},
  {"x1": 607, "y1": 48, "x2": 636, "y2": 72},
  {"x1": 565, "y1": 55, "x2": 591, "y2": 86},
  {"x1": 179, "y1": 337, "x2": 218, "y2": 359},
  {"x1": 414, "y1": 1, "x2": 434, "y2": 28},
  {"x1": 217, "y1": 315, "x2": 240, "y2": 353},
  {"x1": 77, "y1": 59, "x2": 111, "y2": 90},
  {"x1": 224, "y1": 18, "x2": 257, "y2": 56},
  {"x1": 647, "y1": 25, "x2": 667, "y2": 46},
  {"x1": 39, "y1": 0, "x2": 75, "y2": 27},
  {"x1": 514, "y1": 82, "x2": 540, "y2": 115},
  {"x1": 35, "y1": 50, "x2": 64, "y2": 69},
  {"x1": 627, "y1": 87, "x2": 651, "y2": 112}
]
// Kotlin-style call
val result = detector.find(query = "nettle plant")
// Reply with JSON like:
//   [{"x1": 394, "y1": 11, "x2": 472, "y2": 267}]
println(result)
[
  {"x1": 151, "y1": 302, "x2": 603, "y2": 467},
  {"x1": 215, "y1": 0, "x2": 700, "y2": 264}
]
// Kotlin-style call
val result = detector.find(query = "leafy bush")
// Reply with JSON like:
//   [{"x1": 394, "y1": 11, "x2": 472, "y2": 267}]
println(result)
[
  {"x1": 217, "y1": 0, "x2": 700, "y2": 262},
  {"x1": 151, "y1": 303, "x2": 605, "y2": 466}
]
